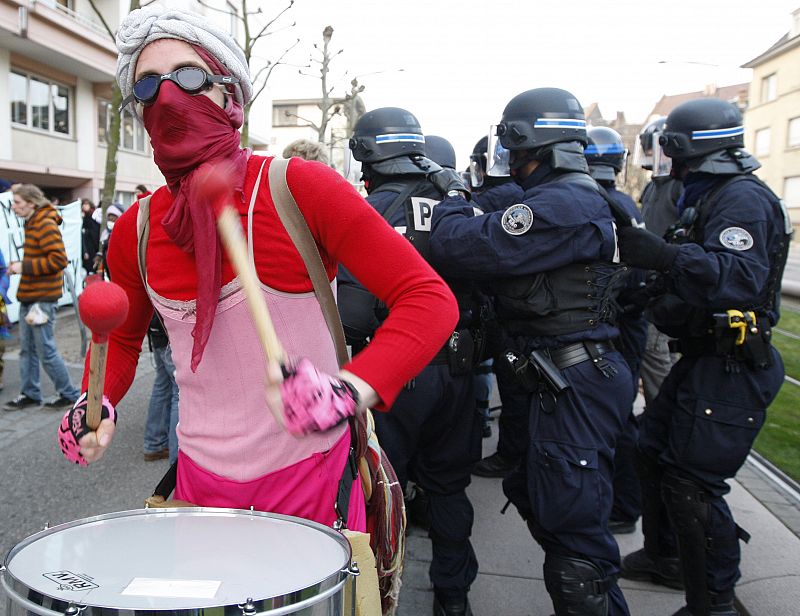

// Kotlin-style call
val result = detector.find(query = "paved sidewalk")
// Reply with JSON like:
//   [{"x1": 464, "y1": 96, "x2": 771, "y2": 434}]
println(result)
[{"x1": 397, "y1": 420, "x2": 800, "y2": 616}]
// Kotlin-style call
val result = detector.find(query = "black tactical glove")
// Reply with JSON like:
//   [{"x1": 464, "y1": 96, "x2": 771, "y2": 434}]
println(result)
[
  {"x1": 428, "y1": 168, "x2": 471, "y2": 200},
  {"x1": 618, "y1": 226, "x2": 680, "y2": 272}
]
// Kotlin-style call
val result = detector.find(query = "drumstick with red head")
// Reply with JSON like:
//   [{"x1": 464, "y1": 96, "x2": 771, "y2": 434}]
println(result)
[
  {"x1": 78, "y1": 278, "x2": 129, "y2": 430},
  {"x1": 196, "y1": 162, "x2": 285, "y2": 424}
]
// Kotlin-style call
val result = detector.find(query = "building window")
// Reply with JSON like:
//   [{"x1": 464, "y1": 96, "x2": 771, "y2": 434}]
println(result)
[
  {"x1": 761, "y1": 73, "x2": 777, "y2": 103},
  {"x1": 784, "y1": 176, "x2": 800, "y2": 209},
  {"x1": 754, "y1": 128, "x2": 771, "y2": 157},
  {"x1": 97, "y1": 99, "x2": 148, "y2": 154},
  {"x1": 10, "y1": 70, "x2": 71, "y2": 135},
  {"x1": 273, "y1": 105, "x2": 298, "y2": 127},
  {"x1": 788, "y1": 117, "x2": 800, "y2": 149}
]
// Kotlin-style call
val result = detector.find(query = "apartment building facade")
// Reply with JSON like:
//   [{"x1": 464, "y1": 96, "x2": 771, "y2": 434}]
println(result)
[
  {"x1": 0, "y1": 0, "x2": 246, "y2": 207},
  {"x1": 742, "y1": 7, "x2": 800, "y2": 225}
]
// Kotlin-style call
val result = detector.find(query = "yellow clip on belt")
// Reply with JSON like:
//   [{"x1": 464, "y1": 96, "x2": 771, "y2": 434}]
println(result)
[{"x1": 725, "y1": 309, "x2": 757, "y2": 346}]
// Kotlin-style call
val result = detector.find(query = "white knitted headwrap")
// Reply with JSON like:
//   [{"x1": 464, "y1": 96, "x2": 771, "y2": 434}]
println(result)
[{"x1": 116, "y1": 5, "x2": 253, "y2": 107}]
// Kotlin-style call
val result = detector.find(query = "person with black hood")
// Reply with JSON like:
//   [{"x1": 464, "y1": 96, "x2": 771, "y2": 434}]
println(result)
[{"x1": 339, "y1": 110, "x2": 482, "y2": 616}]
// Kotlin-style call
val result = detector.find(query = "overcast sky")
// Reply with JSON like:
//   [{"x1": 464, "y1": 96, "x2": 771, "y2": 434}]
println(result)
[{"x1": 260, "y1": 0, "x2": 798, "y2": 168}]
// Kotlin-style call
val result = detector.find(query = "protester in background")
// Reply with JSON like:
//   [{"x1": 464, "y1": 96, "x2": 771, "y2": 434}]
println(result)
[
  {"x1": 92, "y1": 203, "x2": 123, "y2": 278},
  {"x1": 136, "y1": 184, "x2": 152, "y2": 199},
  {"x1": 3, "y1": 184, "x2": 80, "y2": 412},
  {"x1": 282, "y1": 139, "x2": 329, "y2": 164},
  {"x1": 81, "y1": 198, "x2": 101, "y2": 276},
  {"x1": 143, "y1": 314, "x2": 179, "y2": 463},
  {"x1": 0, "y1": 250, "x2": 10, "y2": 390}
]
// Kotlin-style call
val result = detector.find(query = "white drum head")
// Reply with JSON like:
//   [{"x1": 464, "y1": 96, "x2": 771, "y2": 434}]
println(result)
[{"x1": 3, "y1": 509, "x2": 351, "y2": 612}]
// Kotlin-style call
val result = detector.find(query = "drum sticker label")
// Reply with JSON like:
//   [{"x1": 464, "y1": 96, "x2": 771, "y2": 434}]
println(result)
[
  {"x1": 43, "y1": 571, "x2": 99, "y2": 592},
  {"x1": 122, "y1": 578, "x2": 221, "y2": 599}
]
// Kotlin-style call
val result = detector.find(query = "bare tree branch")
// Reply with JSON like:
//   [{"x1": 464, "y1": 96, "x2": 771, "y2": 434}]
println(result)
[{"x1": 85, "y1": 0, "x2": 116, "y2": 42}]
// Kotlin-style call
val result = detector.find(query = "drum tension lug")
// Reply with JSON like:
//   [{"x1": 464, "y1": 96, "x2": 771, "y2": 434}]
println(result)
[
  {"x1": 43, "y1": 522, "x2": 50, "y2": 530},
  {"x1": 345, "y1": 562, "x2": 360, "y2": 577},
  {"x1": 64, "y1": 603, "x2": 86, "y2": 616},
  {"x1": 238, "y1": 597, "x2": 257, "y2": 616}
]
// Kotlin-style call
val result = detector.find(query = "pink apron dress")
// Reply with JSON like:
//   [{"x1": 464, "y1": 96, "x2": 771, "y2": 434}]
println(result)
[{"x1": 139, "y1": 160, "x2": 365, "y2": 529}]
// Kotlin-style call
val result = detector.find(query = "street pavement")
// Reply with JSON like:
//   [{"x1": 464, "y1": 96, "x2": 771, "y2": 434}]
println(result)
[{"x1": 1, "y1": 295, "x2": 799, "y2": 615}]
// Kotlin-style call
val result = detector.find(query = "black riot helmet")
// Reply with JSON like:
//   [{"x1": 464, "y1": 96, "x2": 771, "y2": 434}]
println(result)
[
  {"x1": 585, "y1": 127, "x2": 627, "y2": 181},
  {"x1": 349, "y1": 107, "x2": 426, "y2": 164},
  {"x1": 496, "y1": 87, "x2": 588, "y2": 151},
  {"x1": 425, "y1": 135, "x2": 457, "y2": 169},
  {"x1": 660, "y1": 98, "x2": 745, "y2": 161}
]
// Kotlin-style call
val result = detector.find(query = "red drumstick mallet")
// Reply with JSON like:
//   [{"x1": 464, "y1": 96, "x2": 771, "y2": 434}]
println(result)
[{"x1": 78, "y1": 278, "x2": 129, "y2": 430}]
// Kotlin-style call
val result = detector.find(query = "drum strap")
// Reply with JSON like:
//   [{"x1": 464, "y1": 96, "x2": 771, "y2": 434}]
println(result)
[
  {"x1": 335, "y1": 447, "x2": 358, "y2": 526},
  {"x1": 153, "y1": 460, "x2": 178, "y2": 500}
]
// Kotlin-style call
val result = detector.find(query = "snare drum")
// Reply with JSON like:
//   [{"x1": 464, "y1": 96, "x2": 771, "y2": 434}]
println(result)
[{"x1": 1, "y1": 508, "x2": 356, "y2": 616}]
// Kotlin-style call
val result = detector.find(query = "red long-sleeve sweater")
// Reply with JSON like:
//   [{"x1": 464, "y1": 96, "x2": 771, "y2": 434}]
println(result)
[{"x1": 86, "y1": 155, "x2": 458, "y2": 409}]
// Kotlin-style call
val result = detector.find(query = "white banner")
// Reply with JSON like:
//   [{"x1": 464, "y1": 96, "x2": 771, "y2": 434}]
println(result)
[{"x1": 0, "y1": 191, "x2": 83, "y2": 323}]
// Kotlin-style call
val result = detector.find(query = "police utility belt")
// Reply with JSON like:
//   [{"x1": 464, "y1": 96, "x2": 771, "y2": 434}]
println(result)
[
  {"x1": 501, "y1": 341, "x2": 615, "y2": 396},
  {"x1": 430, "y1": 328, "x2": 477, "y2": 376},
  {"x1": 670, "y1": 310, "x2": 773, "y2": 370}
]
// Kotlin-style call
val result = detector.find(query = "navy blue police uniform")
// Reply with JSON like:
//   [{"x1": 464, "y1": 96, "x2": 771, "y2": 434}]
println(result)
[
  {"x1": 602, "y1": 184, "x2": 648, "y2": 531},
  {"x1": 430, "y1": 159, "x2": 634, "y2": 616},
  {"x1": 339, "y1": 108, "x2": 482, "y2": 616},
  {"x1": 618, "y1": 98, "x2": 791, "y2": 616},
  {"x1": 470, "y1": 181, "x2": 533, "y2": 476}
]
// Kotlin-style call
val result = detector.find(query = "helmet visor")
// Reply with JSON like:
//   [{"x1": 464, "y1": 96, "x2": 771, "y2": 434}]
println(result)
[
  {"x1": 652, "y1": 131, "x2": 672, "y2": 177},
  {"x1": 469, "y1": 155, "x2": 485, "y2": 188},
  {"x1": 632, "y1": 132, "x2": 653, "y2": 170},
  {"x1": 342, "y1": 149, "x2": 363, "y2": 187},
  {"x1": 486, "y1": 126, "x2": 510, "y2": 177}
]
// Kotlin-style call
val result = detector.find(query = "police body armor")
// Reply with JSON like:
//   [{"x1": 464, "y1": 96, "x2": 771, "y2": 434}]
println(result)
[
  {"x1": 373, "y1": 178, "x2": 488, "y2": 374},
  {"x1": 492, "y1": 172, "x2": 628, "y2": 338},
  {"x1": 648, "y1": 174, "x2": 792, "y2": 367}
]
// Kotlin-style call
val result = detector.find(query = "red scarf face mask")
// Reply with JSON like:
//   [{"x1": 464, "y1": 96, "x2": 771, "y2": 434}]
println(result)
[{"x1": 143, "y1": 81, "x2": 249, "y2": 371}]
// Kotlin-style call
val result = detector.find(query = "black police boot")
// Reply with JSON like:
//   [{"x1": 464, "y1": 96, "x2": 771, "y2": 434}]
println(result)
[
  {"x1": 472, "y1": 451, "x2": 516, "y2": 478},
  {"x1": 433, "y1": 594, "x2": 473, "y2": 616},
  {"x1": 672, "y1": 591, "x2": 740, "y2": 616},
  {"x1": 621, "y1": 548, "x2": 684, "y2": 590}
]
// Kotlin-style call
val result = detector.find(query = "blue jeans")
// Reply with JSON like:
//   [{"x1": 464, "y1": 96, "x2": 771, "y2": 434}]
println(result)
[
  {"x1": 19, "y1": 302, "x2": 80, "y2": 402},
  {"x1": 144, "y1": 345, "x2": 179, "y2": 464}
]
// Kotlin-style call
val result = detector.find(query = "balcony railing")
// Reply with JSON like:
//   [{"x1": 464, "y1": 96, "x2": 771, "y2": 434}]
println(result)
[{"x1": 35, "y1": 0, "x2": 110, "y2": 39}]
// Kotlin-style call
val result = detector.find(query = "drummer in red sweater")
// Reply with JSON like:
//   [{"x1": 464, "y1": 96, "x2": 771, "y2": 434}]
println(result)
[{"x1": 57, "y1": 5, "x2": 457, "y2": 533}]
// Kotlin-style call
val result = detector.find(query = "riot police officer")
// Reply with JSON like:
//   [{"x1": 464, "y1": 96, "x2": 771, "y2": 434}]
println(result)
[
  {"x1": 430, "y1": 88, "x2": 634, "y2": 616},
  {"x1": 466, "y1": 136, "x2": 530, "y2": 473},
  {"x1": 633, "y1": 117, "x2": 682, "y2": 412},
  {"x1": 585, "y1": 126, "x2": 648, "y2": 535},
  {"x1": 340, "y1": 108, "x2": 482, "y2": 616},
  {"x1": 618, "y1": 98, "x2": 791, "y2": 616}
]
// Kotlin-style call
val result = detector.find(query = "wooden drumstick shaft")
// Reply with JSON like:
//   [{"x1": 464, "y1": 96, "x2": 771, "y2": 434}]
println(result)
[
  {"x1": 86, "y1": 340, "x2": 108, "y2": 430},
  {"x1": 216, "y1": 205, "x2": 285, "y2": 364}
]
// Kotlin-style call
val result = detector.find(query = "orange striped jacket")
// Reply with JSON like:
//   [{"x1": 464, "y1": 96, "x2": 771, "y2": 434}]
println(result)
[{"x1": 17, "y1": 205, "x2": 67, "y2": 303}]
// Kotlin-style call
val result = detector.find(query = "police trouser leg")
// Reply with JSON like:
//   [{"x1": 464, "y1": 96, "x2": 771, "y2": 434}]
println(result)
[
  {"x1": 636, "y1": 447, "x2": 677, "y2": 559},
  {"x1": 611, "y1": 411, "x2": 641, "y2": 523},
  {"x1": 495, "y1": 369, "x2": 530, "y2": 461},
  {"x1": 662, "y1": 472, "x2": 712, "y2": 615},
  {"x1": 544, "y1": 552, "x2": 615, "y2": 616},
  {"x1": 427, "y1": 491, "x2": 479, "y2": 601}
]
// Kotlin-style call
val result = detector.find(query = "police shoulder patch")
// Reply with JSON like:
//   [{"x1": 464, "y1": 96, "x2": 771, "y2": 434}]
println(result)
[
  {"x1": 502, "y1": 204, "x2": 534, "y2": 236},
  {"x1": 719, "y1": 227, "x2": 754, "y2": 251}
]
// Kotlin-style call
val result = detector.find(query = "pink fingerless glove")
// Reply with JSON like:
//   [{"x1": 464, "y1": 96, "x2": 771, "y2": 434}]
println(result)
[
  {"x1": 280, "y1": 357, "x2": 360, "y2": 436},
  {"x1": 58, "y1": 392, "x2": 117, "y2": 466}
]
